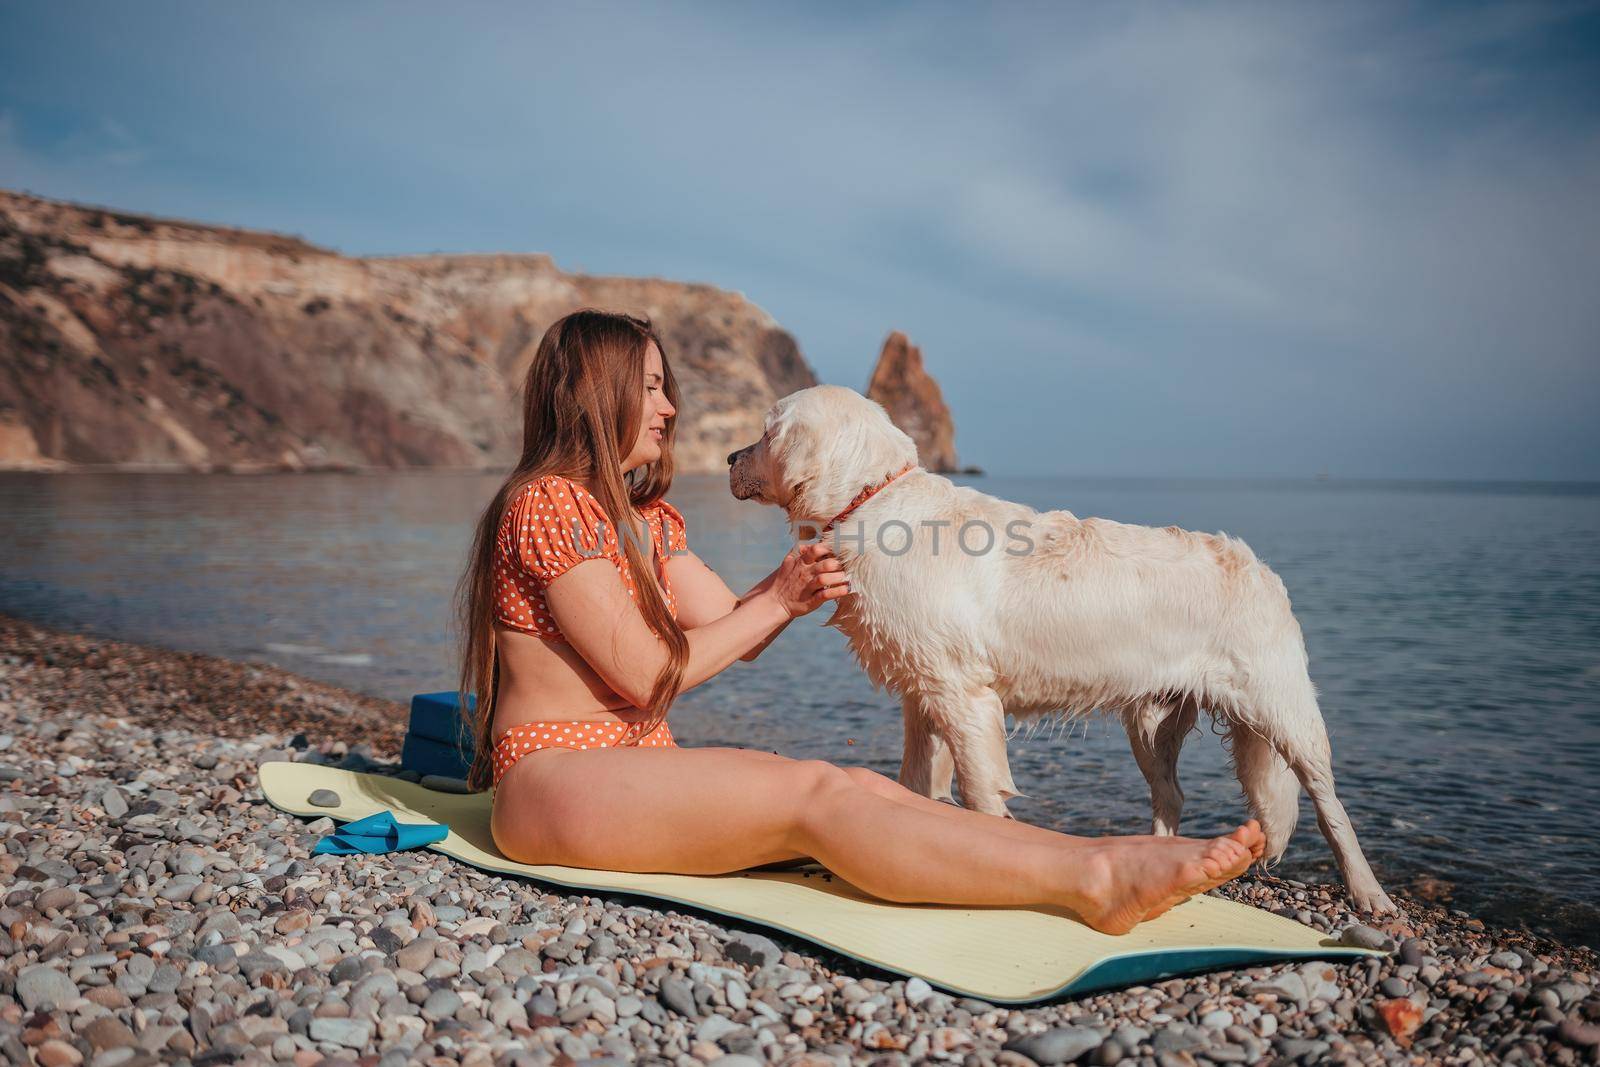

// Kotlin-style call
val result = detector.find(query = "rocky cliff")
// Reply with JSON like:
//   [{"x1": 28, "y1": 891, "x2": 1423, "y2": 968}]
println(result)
[
  {"x1": 866, "y1": 330, "x2": 960, "y2": 473},
  {"x1": 0, "y1": 190, "x2": 816, "y2": 473}
]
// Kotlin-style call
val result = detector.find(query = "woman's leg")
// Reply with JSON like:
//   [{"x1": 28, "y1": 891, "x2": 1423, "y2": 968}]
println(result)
[
  {"x1": 737, "y1": 754, "x2": 1264, "y2": 863},
  {"x1": 741, "y1": 761, "x2": 1266, "y2": 889},
  {"x1": 492, "y1": 746, "x2": 1260, "y2": 935},
  {"x1": 839, "y1": 765, "x2": 1266, "y2": 862}
]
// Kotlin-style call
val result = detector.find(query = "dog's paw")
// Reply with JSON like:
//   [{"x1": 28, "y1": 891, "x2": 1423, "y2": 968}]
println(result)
[{"x1": 1353, "y1": 886, "x2": 1399, "y2": 915}]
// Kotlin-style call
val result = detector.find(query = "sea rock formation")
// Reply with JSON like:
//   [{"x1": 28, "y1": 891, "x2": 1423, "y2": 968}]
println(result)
[
  {"x1": 0, "y1": 189, "x2": 815, "y2": 473},
  {"x1": 866, "y1": 330, "x2": 960, "y2": 472}
]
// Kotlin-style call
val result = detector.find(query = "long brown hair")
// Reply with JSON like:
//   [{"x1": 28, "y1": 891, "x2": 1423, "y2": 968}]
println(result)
[{"x1": 454, "y1": 308, "x2": 688, "y2": 792}]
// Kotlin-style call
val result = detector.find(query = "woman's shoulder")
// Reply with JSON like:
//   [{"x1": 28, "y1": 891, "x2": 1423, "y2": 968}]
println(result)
[
  {"x1": 501, "y1": 474, "x2": 617, "y2": 539},
  {"x1": 510, "y1": 472, "x2": 597, "y2": 502},
  {"x1": 506, "y1": 474, "x2": 611, "y2": 517},
  {"x1": 503, "y1": 476, "x2": 680, "y2": 536},
  {"x1": 500, "y1": 475, "x2": 623, "y2": 578}
]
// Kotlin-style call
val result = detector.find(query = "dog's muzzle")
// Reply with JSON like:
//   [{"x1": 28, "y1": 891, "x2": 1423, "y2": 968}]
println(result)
[{"x1": 728, "y1": 444, "x2": 761, "y2": 500}]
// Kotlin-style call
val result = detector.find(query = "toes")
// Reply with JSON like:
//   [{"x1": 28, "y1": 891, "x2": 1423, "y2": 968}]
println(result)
[
  {"x1": 1210, "y1": 838, "x2": 1248, "y2": 869},
  {"x1": 1228, "y1": 821, "x2": 1263, "y2": 852},
  {"x1": 1192, "y1": 839, "x2": 1252, "y2": 893}
]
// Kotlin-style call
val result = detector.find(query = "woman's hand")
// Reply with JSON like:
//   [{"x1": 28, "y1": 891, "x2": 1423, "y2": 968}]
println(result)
[{"x1": 766, "y1": 541, "x2": 850, "y2": 618}]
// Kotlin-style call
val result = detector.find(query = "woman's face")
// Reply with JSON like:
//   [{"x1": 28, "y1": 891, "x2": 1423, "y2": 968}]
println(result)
[{"x1": 621, "y1": 341, "x2": 676, "y2": 472}]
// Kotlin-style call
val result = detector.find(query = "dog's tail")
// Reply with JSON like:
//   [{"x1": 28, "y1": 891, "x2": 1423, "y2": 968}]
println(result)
[{"x1": 1226, "y1": 719, "x2": 1300, "y2": 863}]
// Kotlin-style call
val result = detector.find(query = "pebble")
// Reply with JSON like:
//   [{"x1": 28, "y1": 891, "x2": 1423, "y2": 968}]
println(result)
[
  {"x1": 660, "y1": 975, "x2": 698, "y2": 1016},
  {"x1": 724, "y1": 930, "x2": 782, "y2": 970},
  {"x1": 156, "y1": 874, "x2": 202, "y2": 902},
  {"x1": 308, "y1": 1017, "x2": 372, "y2": 1048},
  {"x1": 1152, "y1": 1025, "x2": 1204, "y2": 1054},
  {"x1": 0, "y1": 619, "x2": 1592, "y2": 1067},
  {"x1": 421, "y1": 988, "x2": 463, "y2": 1020},
  {"x1": 307, "y1": 788, "x2": 340, "y2": 807},
  {"x1": 1089, "y1": 1038, "x2": 1124, "y2": 1065},
  {"x1": 80, "y1": 1017, "x2": 136, "y2": 1052},
  {"x1": 1003, "y1": 1026, "x2": 1103, "y2": 1064},
  {"x1": 17, "y1": 964, "x2": 80, "y2": 1011},
  {"x1": 36, "y1": 1041, "x2": 83, "y2": 1067},
  {"x1": 99, "y1": 786, "x2": 129, "y2": 818},
  {"x1": 1276, "y1": 1036, "x2": 1330, "y2": 1060},
  {"x1": 695, "y1": 1014, "x2": 742, "y2": 1043},
  {"x1": 35, "y1": 886, "x2": 77, "y2": 912},
  {"x1": 1559, "y1": 1017, "x2": 1600, "y2": 1048},
  {"x1": 1338, "y1": 923, "x2": 1396, "y2": 952},
  {"x1": 393, "y1": 938, "x2": 435, "y2": 971}
]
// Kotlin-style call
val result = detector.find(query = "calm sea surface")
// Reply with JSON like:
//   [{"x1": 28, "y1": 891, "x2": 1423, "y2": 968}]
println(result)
[{"x1": 2, "y1": 471, "x2": 1596, "y2": 946}]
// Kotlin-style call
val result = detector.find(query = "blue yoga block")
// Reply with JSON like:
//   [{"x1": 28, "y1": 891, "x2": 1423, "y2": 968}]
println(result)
[
  {"x1": 408, "y1": 691, "x2": 476, "y2": 744},
  {"x1": 400, "y1": 733, "x2": 474, "y2": 780},
  {"x1": 401, "y1": 691, "x2": 478, "y2": 778}
]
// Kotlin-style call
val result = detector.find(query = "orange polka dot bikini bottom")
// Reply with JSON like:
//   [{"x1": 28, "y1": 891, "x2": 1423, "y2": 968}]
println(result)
[{"x1": 491, "y1": 718, "x2": 677, "y2": 787}]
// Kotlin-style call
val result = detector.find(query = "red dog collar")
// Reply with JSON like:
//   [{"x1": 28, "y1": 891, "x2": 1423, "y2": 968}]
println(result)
[{"x1": 821, "y1": 463, "x2": 917, "y2": 534}]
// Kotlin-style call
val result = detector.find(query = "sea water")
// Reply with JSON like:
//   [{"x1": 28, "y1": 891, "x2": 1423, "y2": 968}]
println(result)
[{"x1": 2, "y1": 471, "x2": 1596, "y2": 946}]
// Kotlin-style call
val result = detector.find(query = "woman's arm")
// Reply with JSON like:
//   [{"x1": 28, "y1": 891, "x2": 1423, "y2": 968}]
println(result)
[
  {"x1": 665, "y1": 550, "x2": 739, "y2": 627},
  {"x1": 668, "y1": 550, "x2": 795, "y2": 661},
  {"x1": 733, "y1": 567, "x2": 794, "y2": 662},
  {"x1": 545, "y1": 542, "x2": 845, "y2": 707}
]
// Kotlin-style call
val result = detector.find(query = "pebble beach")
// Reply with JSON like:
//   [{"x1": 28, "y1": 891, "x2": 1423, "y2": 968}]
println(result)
[{"x1": 2, "y1": 613, "x2": 1597, "y2": 1067}]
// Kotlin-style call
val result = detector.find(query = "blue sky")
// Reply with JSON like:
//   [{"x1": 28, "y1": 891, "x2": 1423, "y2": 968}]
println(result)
[{"x1": 3, "y1": 1, "x2": 1598, "y2": 479}]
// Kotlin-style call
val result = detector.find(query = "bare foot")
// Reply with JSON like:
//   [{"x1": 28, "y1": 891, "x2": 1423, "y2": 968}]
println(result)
[
  {"x1": 1137, "y1": 821, "x2": 1264, "y2": 923},
  {"x1": 1072, "y1": 824, "x2": 1258, "y2": 936},
  {"x1": 1139, "y1": 892, "x2": 1189, "y2": 924},
  {"x1": 1230, "y1": 819, "x2": 1266, "y2": 863},
  {"x1": 1127, "y1": 819, "x2": 1265, "y2": 858}
]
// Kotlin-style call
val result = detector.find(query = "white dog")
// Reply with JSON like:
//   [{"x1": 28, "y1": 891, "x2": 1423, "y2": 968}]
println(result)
[{"x1": 728, "y1": 385, "x2": 1395, "y2": 913}]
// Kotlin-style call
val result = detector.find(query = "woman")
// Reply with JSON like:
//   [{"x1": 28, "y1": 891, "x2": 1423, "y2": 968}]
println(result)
[{"x1": 457, "y1": 308, "x2": 1263, "y2": 936}]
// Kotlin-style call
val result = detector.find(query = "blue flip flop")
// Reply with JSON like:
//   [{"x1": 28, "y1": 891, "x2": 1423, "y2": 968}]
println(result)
[{"x1": 312, "y1": 810, "x2": 449, "y2": 856}]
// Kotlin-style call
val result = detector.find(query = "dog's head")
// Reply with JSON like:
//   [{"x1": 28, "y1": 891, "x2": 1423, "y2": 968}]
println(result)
[{"x1": 727, "y1": 385, "x2": 919, "y2": 523}]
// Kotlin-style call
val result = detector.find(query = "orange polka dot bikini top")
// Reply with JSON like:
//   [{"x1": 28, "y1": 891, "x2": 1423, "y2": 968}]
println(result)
[{"x1": 492, "y1": 474, "x2": 688, "y2": 642}]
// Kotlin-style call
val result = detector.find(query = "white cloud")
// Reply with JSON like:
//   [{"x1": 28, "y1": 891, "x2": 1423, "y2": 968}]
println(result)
[
  {"x1": 932, "y1": 5, "x2": 1600, "y2": 383},
  {"x1": 1, "y1": 1, "x2": 1595, "y2": 476}
]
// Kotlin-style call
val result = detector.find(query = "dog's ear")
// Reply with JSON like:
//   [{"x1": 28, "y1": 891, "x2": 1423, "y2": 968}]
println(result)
[
  {"x1": 764, "y1": 397, "x2": 816, "y2": 513},
  {"x1": 776, "y1": 387, "x2": 918, "y2": 521}
]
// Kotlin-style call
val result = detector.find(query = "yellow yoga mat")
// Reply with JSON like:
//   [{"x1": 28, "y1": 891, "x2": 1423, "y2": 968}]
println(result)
[{"x1": 258, "y1": 762, "x2": 1375, "y2": 1004}]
